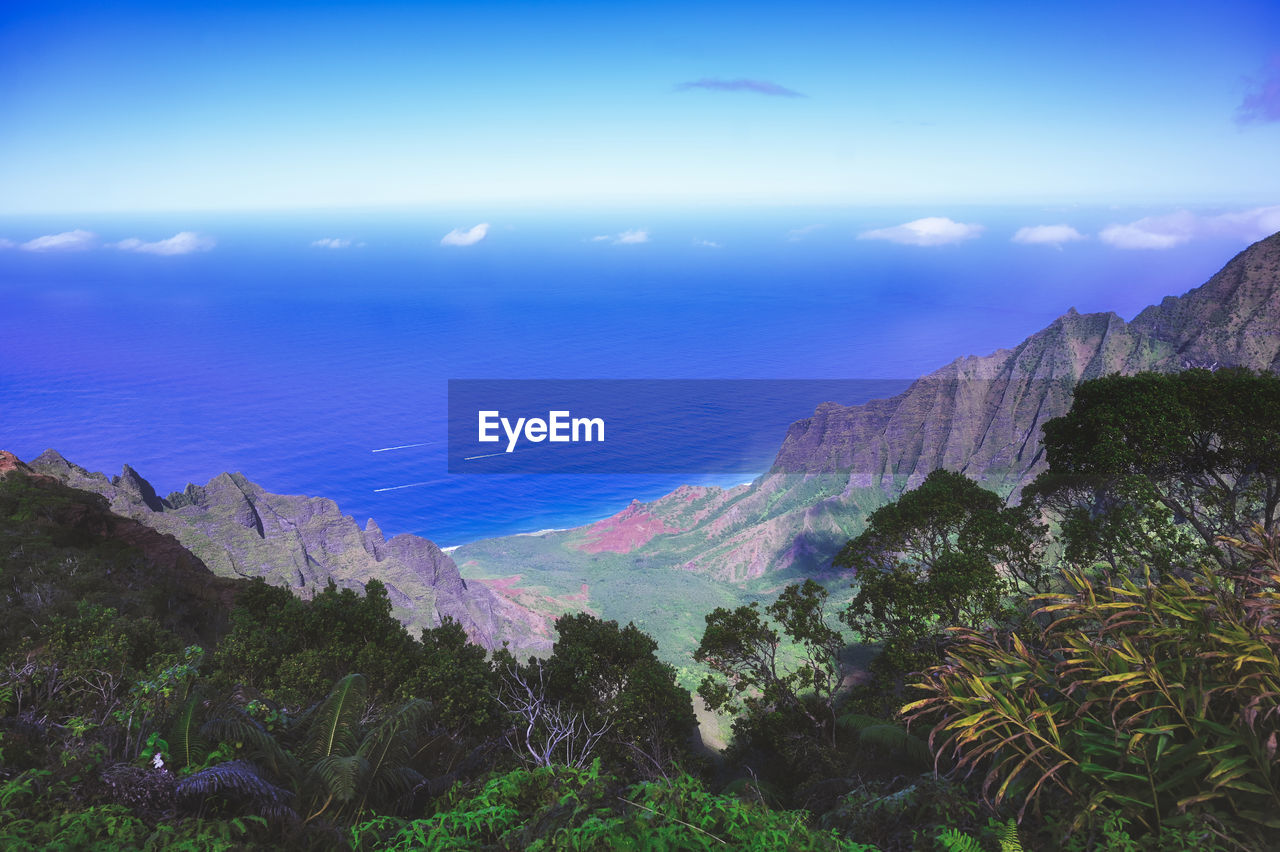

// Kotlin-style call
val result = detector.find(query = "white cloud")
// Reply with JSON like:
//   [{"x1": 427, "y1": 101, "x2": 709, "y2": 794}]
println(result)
[
  {"x1": 114, "y1": 232, "x2": 215, "y2": 255},
  {"x1": 0, "y1": 238, "x2": 14, "y2": 249},
  {"x1": 1011, "y1": 224, "x2": 1085, "y2": 248},
  {"x1": 312, "y1": 237, "x2": 352, "y2": 249},
  {"x1": 693, "y1": 239, "x2": 721, "y2": 248},
  {"x1": 591, "y1": 229, "x2": 650, "y2": 245},
  {"x1": 858, "y1": 217, "x2": 984, "y2": 247},
  {"x1": 1206, "y1": 206, "x2": 1280, "y2": 240},
  {"x1": 1098, "y1": 207, "x2": 1280, "y2": 250},
  {"x1": 1099, "y1": 212, "x2": 1196, "y2": 249},
  {"x1": 21, "y1": 229, "x2": 96, "y2": 252},
  {"x1": 785, "y1": 224, "x2": 825, "y2": 241},
  {"x1": 615, "y1": 229, "x2": 649, "y2": 244},
  {"x1": 440, "y1": 223, "x2": 489, "y2": 247}
]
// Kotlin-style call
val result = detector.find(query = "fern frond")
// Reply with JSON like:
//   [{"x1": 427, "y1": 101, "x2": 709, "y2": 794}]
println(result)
[
  {"x1": 357, "y1": 699, "x2": 430, "y2": 777},
  {"x1": 168, "y1": 696, "x2": 209, "y2": 770},
  {"x1": 998, "y1": 818, "x2": 1024, "y2": 852},
  {"x1": 304, "y1": 674, "x2": 368, "y2": 762},
  {"x1": 936, "y1": 827, "x2": 984, "y2": 852},
  {"x1": 201, "y1": 709, "x2": 299, "y2": 782},
  {"x1": 308, "y1": 753, "x2": 369, "y2": 803},
  {"x1": 836, "y1": 712, "x2": 888, "y2": 732},
  {"x1": 175, "y1": 760, "x2": 297, "y2": 822}
]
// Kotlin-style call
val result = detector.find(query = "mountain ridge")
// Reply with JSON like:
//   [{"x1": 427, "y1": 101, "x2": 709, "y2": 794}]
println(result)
[
  {"x1": 26, "y1": 450, "x2": 559, "y2": 654},
  {"x1": 17, "y1": 232, "x2": 1280, "y2": 661},
  {"x1": 541, "y1": 231, "x2": 1280, "y2": 584}
]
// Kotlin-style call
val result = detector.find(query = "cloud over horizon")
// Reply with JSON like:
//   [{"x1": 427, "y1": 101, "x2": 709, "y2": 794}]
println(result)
[
  {"x1": 1237, "y1": 58, "x2": 1280, "y2": 124},
  {"x1": 312, "y1": 237, "x2": 353, "y2": 249},
  {"x1": 591, "y1": 229, "x2": 650, "y2": 245},
  {"x1": 21, "y1": 229, "x2": 96, "y2": 252},
  {"x1": 676, "y1": 78, "x2": 803, "y2": 98},
  {"x1": 114, "y1": 232, "x2": 215, "y2": 255},
  {"x1": 858, "y1": 217, "x2": 984, "y2": 247},
  {"x1": 440, "y1": 223, "x2": 489, "y2": 247},
  {"x1": 1012, "y1": 224, "x2": 1085, "y2": 248},
  {"x1": 1099, "y1": 207, "x2": 1280, "y2": 249}
]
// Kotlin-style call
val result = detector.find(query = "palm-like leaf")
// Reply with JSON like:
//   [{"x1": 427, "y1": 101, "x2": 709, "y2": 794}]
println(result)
[
  {"x1": 168, "y1": 696, "x2": 209, "y2": 770},
  {"x1": 308, "y1": 753, "x2": 369, "y2": 804},
  {"x1": 357, "y1": 699, "x2": 430, "y2": 779},
  {"x1": 303, "y1": 673, "x2": 367, "y2": 763},
  {"x1": 351, "y1": 698, "x2": 431, "y2": 817},
  {"x1": 201, "y1": 707, "x2": 299, "y2": 782},
  {"x1": 176, "y1": 759, "x2": 297, "y2": 822}
]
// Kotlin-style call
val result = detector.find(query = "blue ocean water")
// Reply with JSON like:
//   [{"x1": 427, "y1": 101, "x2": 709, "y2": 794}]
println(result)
[{"x1": 0, "y1": 206, "x2": 1259, "y2": 544}]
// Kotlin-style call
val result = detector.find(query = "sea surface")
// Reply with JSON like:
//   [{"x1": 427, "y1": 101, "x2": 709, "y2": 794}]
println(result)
[{"x1": 0, "y1": 205, "x2": 1259, "y2": 544}]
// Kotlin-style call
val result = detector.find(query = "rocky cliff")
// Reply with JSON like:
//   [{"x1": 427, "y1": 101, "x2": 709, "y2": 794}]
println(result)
[
  {"x1": 27, "y1": 452, "x2": 554, "y2": 653},
  {"x1": 558, "y1": 231, "x2": 1280, "y2": 582}
]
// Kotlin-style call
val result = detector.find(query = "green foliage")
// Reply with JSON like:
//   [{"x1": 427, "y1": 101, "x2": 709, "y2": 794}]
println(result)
[
  {"x1": 696, "y1": 579, "x2": 849, "y2": 739},
  {"x1": 542, "y1": 613, "x2": 697, "y2": 775},
  {"x1": 119, "y1": 644, "x2": 205, "y2": 761},
  {"x1": 836, "y1": 713, "x2": 931, "y2": 768},
  {"x1": 0, "y1": 769, "x2": 266, "y2": 850},
  {"x1": 695, "y1": 580, "x2": 864, "y2": 795},
  {"x1": 836, "y1": 470, "x2": 1042, "y2": 684},
  {"x1": 168, "y1": 696, "x2": 210, "y2": 771},
  {"x1": 1028, "y1": 369, "x2": 1280, "y2": 574},
  {"x1": 179, "y1": 673, "x2": 435, "y2": 826},
  {"x1": 351, "y1": 763, "x2": 874, "y2": 851},
  {"x1": 210, "y1": 578, "x2": 418, "y2": 705},
  {"x1": 400, "y1": 617, "x2": 501, "y2": 736},
  {"x1": 936, "y1": 826, "x2": 984, "y2": 852},
  {"x1": 0, "y1": 471, "x2": 234, "y2": 655},
  {"x1": 905, "y1": 529, "x2": 1280, "y2": 847},
  {"x1": 821, "y1": 775, "x2": 992, "y2": 852}
]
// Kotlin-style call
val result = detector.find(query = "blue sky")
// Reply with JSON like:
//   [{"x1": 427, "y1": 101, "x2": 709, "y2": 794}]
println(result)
[{"x1": 2, "y1": 1, "x2": 1279, "y2": 213}]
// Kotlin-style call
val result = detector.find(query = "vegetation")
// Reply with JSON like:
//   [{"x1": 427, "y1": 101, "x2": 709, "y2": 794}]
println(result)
[
  {"x1": 835, "y1": 469, "x2": 1047, "y2": 699},
  {"x1": 4, "y1": 368, "x2": 1280, "y2": 848}
]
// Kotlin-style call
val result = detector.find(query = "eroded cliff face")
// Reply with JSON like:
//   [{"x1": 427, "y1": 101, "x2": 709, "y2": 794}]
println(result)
[
  {"x1": 27, "y1": 452, "x2": 554, "y2": 653},
  {"x1": 567, "y1": 232, "x2": 1280, "y2": 583}
]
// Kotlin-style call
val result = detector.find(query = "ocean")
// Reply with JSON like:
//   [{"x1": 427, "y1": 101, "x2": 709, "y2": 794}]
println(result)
[{"x1": 0, "y1": 204, "x2": 1257, "y2": 544}]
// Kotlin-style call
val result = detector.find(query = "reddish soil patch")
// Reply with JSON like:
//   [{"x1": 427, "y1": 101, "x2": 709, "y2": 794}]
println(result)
[{"x1": 574, "y1": 500, "x2": 682, "y2": 554}]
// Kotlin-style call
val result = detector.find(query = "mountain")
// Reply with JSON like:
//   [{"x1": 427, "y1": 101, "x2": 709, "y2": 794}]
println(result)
[
  {"x1": 458, "y1": 231, "x2": 1280, "y2": 589},
  {"x1": 0, "y1": 450, "x2": 239, "y2": 644},
  {"x1": 17, "y1": 233, "x2": 1279, "y2": 665},
  {"x1": 25, "y1": 451, "x2": 560, "y2": 654}
]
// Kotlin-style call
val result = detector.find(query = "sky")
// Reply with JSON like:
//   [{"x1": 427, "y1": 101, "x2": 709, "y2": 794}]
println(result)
[{"x1": 1, "y1": 0, "x2": 1279, "y2": 214}]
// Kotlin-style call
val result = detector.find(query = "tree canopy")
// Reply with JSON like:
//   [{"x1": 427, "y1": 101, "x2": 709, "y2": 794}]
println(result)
[
  {"x1": 835, "y1": 469, "x2": 1042, "y2": 678},
  {"x1": 1026, "y1": 368, "x2": 1280, "y2": 573}
]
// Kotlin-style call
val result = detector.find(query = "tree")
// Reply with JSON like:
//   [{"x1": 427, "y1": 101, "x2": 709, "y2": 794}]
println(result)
[
  {"x1": 496, "y1": 659, "x2": 613, "y2": 770},
  {"x1": 1026, "y1": 369, "x2": 1280, "y2": 575},
  {"x1": 399, "y1": 617, "x2": 500, "y2": 737},
  {"x1": 835, "y1": 469, "x2": 1041, "y2": 681},
  {"x1": 696, "y1": 580, "x2": 884, "y2": 794},
  {"x1": 499, "y1": 614, "x2": 696, "y2": 778},
  {"x1": 210, "y1": 578, "x2": 419, "y2": 704},
  {"x1": 696, "y1": 580, "x2": 849, "y2": 746}
]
